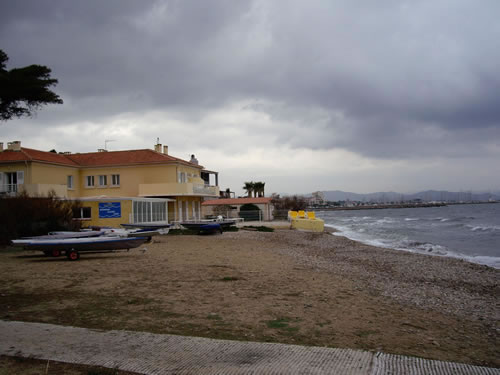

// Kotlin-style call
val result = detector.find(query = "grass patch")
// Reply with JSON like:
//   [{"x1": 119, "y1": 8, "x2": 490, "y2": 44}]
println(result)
[
  {"x1": 265, "y1": 317, "x2": 301, "y2": 334},
  {"x1": 266, "y1": 317, "x2": 291, "y2": 329},
  {"x1": 220, "y1": 276, "x2": 239, "y2": 281}
]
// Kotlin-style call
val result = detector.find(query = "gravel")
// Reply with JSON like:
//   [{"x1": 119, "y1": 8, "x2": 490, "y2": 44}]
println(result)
[{"x1": 224, "y1": 229, "x2": 500, "y2": 327}]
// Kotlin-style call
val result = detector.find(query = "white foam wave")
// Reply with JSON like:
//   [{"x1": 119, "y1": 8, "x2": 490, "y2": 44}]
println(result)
[
  {"x1": 404, "y1": 218, "x2": 419, "y2": 221},
  {"x1": 466, "y1": 224, "x2": 500, "y2": 232},
  {"x1": 328, "y1": 225, "x2": 500, "y2": 269}
]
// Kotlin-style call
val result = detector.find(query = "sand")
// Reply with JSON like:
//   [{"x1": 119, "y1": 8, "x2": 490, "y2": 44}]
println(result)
[{"x1": 0, "y1": 227, "x2": 498, "y2": 367}]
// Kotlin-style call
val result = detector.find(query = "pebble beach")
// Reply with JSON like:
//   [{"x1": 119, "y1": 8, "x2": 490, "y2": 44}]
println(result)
[{"x1": 0, "y1": 226, "x2": 498, "y2": 367}]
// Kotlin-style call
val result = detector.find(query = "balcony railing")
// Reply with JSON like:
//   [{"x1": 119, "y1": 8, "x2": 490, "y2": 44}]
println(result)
[
  {"x1": 0, "y1": 184, "x2": 17, "y2": 194},
  {"x1": 139, "y1": 182, "x2": 219, "y2": 197},
  {"x1": 0, "y1": 184, "x2": 68, "y2": 197}
]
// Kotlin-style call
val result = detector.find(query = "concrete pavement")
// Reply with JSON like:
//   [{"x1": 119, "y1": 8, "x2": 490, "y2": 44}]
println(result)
[{"x1": 0, "y1": 320, "x2": 498, "y2": 374}]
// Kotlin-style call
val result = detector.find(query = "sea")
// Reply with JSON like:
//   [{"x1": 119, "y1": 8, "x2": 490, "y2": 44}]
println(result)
[{"x1": 317, "y1": 203, "x2": 500, "y2": 269}]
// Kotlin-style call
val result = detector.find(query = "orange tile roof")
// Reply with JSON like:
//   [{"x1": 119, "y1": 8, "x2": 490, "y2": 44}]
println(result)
[
  {"x1": 202, "y1": 197, "x2": 272, "y2": 206},
  {"x1": 0, "y1": 147, "x2": 201, "y2": 168},
  {"x1": 66, "y1": 149, "x2": 201, "y2": 168},
  {"x1": 0, "y1": 147, "x2": 78, "y2": 166}
]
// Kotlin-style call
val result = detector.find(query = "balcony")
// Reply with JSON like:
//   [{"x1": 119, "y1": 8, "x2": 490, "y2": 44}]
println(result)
[
  {"x1": 138, "y1": 182, "x2": 219, "y2": 197},
  {"x1": 0, "y1": 184, "x2": 17, "y2": 196}
]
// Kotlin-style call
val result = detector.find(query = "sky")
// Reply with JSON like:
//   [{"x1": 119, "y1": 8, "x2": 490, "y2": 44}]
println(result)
[{"x1": 1, "y1": 0, "x2": 499, "y2": 196}]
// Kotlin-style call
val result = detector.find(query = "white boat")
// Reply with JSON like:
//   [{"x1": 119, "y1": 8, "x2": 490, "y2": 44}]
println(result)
[
  {"x1": 21, "y1": 230, "x2": 107, "y2": 240},
  {"x1": 12, "y1": 236, "x2": 149, "y2": 261}
]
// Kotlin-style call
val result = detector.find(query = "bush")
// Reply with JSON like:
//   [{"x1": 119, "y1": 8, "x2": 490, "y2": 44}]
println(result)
[
  {"x1": 271, "y1": 195, "x2": 307, "y2": 211},
  {"x1": 0, "y1": 192, "x2": 81, "y2": 245}
]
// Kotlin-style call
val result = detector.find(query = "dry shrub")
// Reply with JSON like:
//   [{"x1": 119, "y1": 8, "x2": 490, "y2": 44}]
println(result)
[{"x1": 0, "y1": 191, "x2": 81, "y2": 245}]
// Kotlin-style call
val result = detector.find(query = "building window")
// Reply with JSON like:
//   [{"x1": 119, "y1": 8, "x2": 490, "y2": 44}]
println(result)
[
  {"x1": 85, "y1": 176, "x2": 94, "y2": 187},
  {"x1": 178, "y1": 172, "x2": 186, "y2": 183},
  {"x1": 111, "y1": 174, "x2": 120, "y2": 186},
  {"x1": 98, "y1": 175, "x2": 107, "y2": 187},
  {"x1": 67, "y1": 175, "x2": 74, "y2": 189},
  {"x1": 133, "y1": 201, "x2": 167, "y2": 223},
  {"x1": 1, "y1": 171, "x2": 22, "y2": 193},
  {"x1": 73, "y1": 207, "x2": 91, "y2": 219}
]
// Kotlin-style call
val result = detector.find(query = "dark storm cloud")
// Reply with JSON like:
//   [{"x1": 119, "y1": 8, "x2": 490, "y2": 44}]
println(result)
[{"x1": 1, "y1": 0, "x2": 499, "y2": 160}]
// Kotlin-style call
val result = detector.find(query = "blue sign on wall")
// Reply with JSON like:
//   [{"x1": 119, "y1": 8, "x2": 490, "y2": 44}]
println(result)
[{"x1": 99, "y1": 202, "x2": 121, "y2": 218}]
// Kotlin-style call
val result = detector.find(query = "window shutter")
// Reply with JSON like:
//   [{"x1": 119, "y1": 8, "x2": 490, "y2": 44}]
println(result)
[{"x1": 16, "y1": 171, "x2": 24, "y2": 184}]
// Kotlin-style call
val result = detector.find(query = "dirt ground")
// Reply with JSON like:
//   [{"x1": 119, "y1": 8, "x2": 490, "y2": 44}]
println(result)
[
  {"x1": 0, "y1": 228, "x2": 498, "y2": 368},
  {"x1": 0, "y1": 355, "x2": 140, "y2": 375}
]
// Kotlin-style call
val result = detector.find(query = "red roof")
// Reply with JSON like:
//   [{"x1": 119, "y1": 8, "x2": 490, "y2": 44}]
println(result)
[
  {"x1": 66, "y1": 149, "x2": 200, "y2": 168},
  {"x1": 0, "y1": 147, "x2": 78, "y2": 166},
  {"x1": 0, "y1": 147, "x2": 200, "y2": 168},
  {"x1": 202, "y1": 197, "x2": 272, "y2": 206}
]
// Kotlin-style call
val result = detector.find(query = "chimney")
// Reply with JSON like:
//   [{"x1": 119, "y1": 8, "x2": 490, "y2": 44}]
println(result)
[
  {"x1": 190, "y1": 154, "x2": 199, "y2": 165},
  {"x1": 97, "y1": 148, "x2": 108, "y2": 152},
  {"x1": 163, "y1": 145, "x2": 168, "y2": 155},
  {"x1": 0, "y1": 142, "x2": 3, "y2": 152},
  {"x1": 8, "y1": 141, "x2": 21, "y2": 151},
  {"x1": 154, "y1": 143, "x2": 162, "y2": 153}
]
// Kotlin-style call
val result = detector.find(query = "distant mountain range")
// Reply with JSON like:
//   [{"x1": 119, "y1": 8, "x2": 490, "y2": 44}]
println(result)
[{"x1": 312, "y1": 190, "x2": 500, "y2": 203}]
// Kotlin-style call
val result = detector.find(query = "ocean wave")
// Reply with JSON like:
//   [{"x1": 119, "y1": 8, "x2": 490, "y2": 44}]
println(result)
[
  {"x1": 374, "y1": 218, "x2": 395, "y2": 225},
  {"x1": 328, "y1": 226, "x2": 499, "y2": 269},
  {"x1": 466, "y1": 224, "x2": 500, "y2": 232},
  {"x1": 399, "y1": 241, "x2": 448, "y2": 255},
  {"x1": 404, "y1": 218, "x2": 419, "y2": 221},
  {"x1": 430, "y1": 216, "x2": 474, "y2": 223}
]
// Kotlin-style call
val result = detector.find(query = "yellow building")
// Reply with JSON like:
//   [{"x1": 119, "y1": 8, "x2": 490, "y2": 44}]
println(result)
[{"x1": 0, "y1": 141, "x2": 219, "y2": 227}]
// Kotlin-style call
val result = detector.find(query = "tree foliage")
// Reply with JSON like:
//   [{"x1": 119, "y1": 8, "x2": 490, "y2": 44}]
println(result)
[
  {"x1": 0, "y1": 49, "x2": 63, "y2": 121},
  {"x1": 252, "y1": 182, "x2": 263, "y2": 197},
  {"x1": 270, "y1": 194, "x2": 308, "y2": 211},
  {"x1": 0, "y1": 191, "x2": 81, "y2": 245},
  {"x1": 242, "y1": 181, "x2": 265, "y2": 197},
  {"x1": 243, "y1": 181, "x2": 254, "y2": 197}
]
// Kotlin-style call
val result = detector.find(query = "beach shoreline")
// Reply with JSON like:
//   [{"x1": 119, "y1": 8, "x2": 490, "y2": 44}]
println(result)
[{"x1": 0, "y1": 228, "x2": 498, "y2": 367}]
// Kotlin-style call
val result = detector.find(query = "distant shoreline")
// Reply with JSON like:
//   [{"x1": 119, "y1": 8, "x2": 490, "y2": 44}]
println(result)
[{"x1": 314, "y1": 201, "x2": 497, "y2": 211}]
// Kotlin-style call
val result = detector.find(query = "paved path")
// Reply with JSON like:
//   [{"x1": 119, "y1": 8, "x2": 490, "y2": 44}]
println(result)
[{"x1": 0, "y1": 320, "x2": 498, "y2": 374}]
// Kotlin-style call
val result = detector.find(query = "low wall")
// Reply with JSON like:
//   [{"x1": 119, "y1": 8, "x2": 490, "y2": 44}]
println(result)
[{"x1": 291, "y1": 218, "x2": 325, "y2": 232}]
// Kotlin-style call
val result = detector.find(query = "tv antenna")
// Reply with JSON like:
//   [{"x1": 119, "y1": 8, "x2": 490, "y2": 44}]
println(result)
[{"x1": 105, "y1": 139, "x2": 116, "y2": 150}]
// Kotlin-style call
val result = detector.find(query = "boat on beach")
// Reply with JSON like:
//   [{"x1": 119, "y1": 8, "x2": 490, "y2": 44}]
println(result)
[
  {"x1": 11, "y1": 225, "x2": 166, "y2": 261},
  {"x1": 12, "y1": 236, "x2": 150, "y2": 261},
  {"x1": 21, "y1": 230, "x2": 107, "y2": 240},
  {"x1": 120, "y1": 223, "x2": 171, "y2": 230},
  {"x1": 180, "y1": 218, "x2": 238, "y2": 231}
]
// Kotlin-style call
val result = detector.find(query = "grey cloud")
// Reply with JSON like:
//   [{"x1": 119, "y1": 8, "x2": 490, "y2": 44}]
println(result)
[{"x1": 1, "y1": 0, "x2": 499, "y2": 162}]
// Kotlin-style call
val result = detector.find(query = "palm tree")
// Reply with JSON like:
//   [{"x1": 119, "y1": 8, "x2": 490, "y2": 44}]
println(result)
[
  {"x1": 243, "y1": 181, "x2": 254, "y2": 197},
  {"x1": 253, "y1": 181, "x2": 265, "y2": 197}
]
